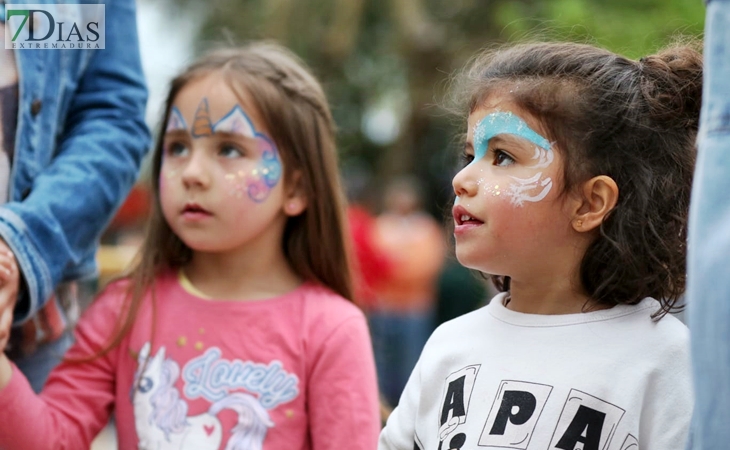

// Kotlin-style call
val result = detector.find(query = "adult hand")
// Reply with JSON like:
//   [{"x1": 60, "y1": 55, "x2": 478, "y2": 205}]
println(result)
[{"x1": 0, "y1": 239, "x2": 19, "y2": 354}]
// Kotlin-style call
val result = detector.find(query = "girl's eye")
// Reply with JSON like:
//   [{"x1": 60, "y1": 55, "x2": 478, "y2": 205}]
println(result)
[
  {"x1": 460, "y1": 152, "x2": 475, "y2": 167},
  {"x1": 220, "y1": 143, "x2": 244, "y2": 158},
  {"x1": 494, "y1": 150, "x2": 515, "y2": 167},
  {"x1": 166, "y1": 142, "x2": 188, "y2": 157}
]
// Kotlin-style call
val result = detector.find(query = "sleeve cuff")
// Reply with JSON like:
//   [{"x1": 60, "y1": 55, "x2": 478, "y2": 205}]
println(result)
[{"x1": 0, "y1": 208, "x2": 53, "y2": 325}]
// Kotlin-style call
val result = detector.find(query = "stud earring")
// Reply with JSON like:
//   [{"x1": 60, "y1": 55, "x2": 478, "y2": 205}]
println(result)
[{"x1": 575, "y1": 219, "x2": 583, "y2": 229}]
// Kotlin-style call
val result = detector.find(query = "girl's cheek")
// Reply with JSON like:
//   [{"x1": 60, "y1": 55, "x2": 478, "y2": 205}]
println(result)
[
  {"x1": 224, "y1": 169, "x2": 258, "y2": 202},
  {"x1": 158, "y1": 164, "x2": 170, "y2": 197},
  {"x1": 480, "y1": 179, "x2": 504, "y2": 199},
  {"x1": 224, "y1": 137, "x2": 283, "y2": 203},
  {"x1": 160, "y1": 156, "x2": 182, "y2": 181},
  {"x1": 479, "y1": 168, "x2": 554, "y2": 208},
  {"x1": 222, "y1": 166, "x2": 278, "y2": 204}
]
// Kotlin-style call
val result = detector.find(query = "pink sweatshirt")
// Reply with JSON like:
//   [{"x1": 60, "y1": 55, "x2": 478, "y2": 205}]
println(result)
[{"x1": 0, "y1": 271, "x2": 380, "y2": 449}]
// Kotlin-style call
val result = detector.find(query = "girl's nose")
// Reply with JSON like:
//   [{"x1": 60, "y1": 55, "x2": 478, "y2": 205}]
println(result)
[
  {"x1": 452, "y1": 166, "x2": 478, "y2": 198},
  {"x1": 180, "y1": 152, "x2": 211, "y2": 189}
]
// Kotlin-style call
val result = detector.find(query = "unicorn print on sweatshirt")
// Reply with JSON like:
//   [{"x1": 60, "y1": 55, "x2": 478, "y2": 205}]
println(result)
[{"x1": 132, "y1": 343, "x2": 274, "y2": 450}]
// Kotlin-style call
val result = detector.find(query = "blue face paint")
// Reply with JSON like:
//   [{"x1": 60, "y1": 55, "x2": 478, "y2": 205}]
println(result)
[{"x1": 472, "y1": 111, "x2": 552, "y2": 162}]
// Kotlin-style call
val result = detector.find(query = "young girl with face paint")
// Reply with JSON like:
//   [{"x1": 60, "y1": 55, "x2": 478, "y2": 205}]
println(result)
[
  {"x1": 0, "y1": 43, "x2": 380, "y2": 449},
  {"x1": 379, "y1": 41, "x2": 701, "y2": 450}
]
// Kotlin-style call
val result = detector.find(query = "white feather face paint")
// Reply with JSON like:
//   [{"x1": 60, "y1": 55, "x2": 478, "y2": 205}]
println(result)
[
  {"x1": 531, "y1": 145, "x2": 554, "y2": 168},
  {"x1": 503, "y1": 145, "x2": 555, "y2": 206},
  {"x1": 507, "y1": 173, "x2": 553, "y2": 206}
]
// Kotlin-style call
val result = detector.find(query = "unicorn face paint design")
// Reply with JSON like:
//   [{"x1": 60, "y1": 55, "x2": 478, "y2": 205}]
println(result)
[
  {"x1": 166, "y1": 107, "x2": 187, "y2": 132},
  {"x1": 452, "y1": 93, "x2": 573, "y2": 276},
  {"x1": 471, "y1": 111, "x2": 554, "y2": 206},
  {"x1": 159, "y1": 73, "x2": 291, "y2": 254},
  {"x1": 213, "y1": 105, "x2": 283, "y2": 203},
  {"x1": 163, "y1": 99, "x2": 283, "y2": 202}
]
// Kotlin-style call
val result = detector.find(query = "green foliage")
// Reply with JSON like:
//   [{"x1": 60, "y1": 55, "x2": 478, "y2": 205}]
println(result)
[{"x1": 169, "y1": 0, "x2": 704, "y2": 214}]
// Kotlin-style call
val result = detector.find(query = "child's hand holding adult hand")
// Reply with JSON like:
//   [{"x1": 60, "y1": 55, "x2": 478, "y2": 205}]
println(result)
[{"x1": 0, "y1": 239, "x2": 19, "y2": 388}]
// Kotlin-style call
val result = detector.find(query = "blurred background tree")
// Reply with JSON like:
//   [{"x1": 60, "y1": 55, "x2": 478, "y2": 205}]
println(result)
[{"x1": 164, "y1": 0, "x2": 704, "y2": 216}]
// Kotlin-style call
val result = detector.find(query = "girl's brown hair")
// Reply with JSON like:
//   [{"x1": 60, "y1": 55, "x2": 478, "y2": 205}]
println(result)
[
  {"x1": 451, "y1": 41, "x2": 702, "y2": 317},
  {"x1": 96, "y1": 42, "x2": 353, "y2": 356}
]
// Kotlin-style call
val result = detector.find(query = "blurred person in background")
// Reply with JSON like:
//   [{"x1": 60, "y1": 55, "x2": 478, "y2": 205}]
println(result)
[
  {"x1": 0, "y1": 0, "x2": 149, "y2": 392},
  {"x1": 370, "y1": 175, "x2": 446, "y2": 408},
  {"x1": 343, "y1": 160, "x2": 392, "y2": 311}
]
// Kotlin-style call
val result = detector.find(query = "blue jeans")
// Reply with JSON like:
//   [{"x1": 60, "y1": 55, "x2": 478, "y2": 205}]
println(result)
[
  {"x1": 369, "y1": 310, "x2": 434, "y2": 407},
  {"x1": 687, "y1": 0, "x2": 730, "y2": 447},
  {"x1": 12, "y1": 331, "x2": 73, "y2": 393}
]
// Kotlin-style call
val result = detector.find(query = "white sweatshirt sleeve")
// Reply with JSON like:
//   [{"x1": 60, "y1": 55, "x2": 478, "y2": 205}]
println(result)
[{"x1": 379, "y1": 356, "x2": 424, "y2": 450}]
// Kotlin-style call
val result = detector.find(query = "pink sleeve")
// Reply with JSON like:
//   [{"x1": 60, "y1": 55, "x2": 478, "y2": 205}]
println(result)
[
  {"x1": 307, "y1": 313, "x2": 381, "y2": 450},
  {"x1": 0, "y1": 285, "x2": 124, "y2": 449}
]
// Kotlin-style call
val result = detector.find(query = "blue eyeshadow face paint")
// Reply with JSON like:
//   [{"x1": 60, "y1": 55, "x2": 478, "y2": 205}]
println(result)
[{"x1": 472, "y1": 111, "x2": 552, "y2": 163}]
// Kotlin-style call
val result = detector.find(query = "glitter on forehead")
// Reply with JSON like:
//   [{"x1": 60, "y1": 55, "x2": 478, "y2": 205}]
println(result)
[{"x1": 472, "y1": 111, "x2": 552, "y2": 162}]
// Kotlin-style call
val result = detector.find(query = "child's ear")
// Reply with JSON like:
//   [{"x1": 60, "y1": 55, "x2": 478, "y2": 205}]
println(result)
[
  {"x1": 283, "y1": 170, "x2": 308, "y2": 217},
  {"x1": 571, "y1": 175, "x2": 618, "y2": 232}
]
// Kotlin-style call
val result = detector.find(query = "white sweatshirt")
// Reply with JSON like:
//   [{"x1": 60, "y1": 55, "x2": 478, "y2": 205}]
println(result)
[{"x1": 379, "y1": 293, "x2": 692, "y2": 450}]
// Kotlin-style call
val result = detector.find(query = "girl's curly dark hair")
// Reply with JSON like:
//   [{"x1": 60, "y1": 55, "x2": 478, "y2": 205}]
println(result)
[{"x1": 452, "y1": 41, "x2": 702, "y2": 318}]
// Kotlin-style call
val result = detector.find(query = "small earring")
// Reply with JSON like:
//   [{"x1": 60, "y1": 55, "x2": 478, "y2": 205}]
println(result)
[
  {"x1": 575, "y1": 219, "x2": 583, "y2": 229},
  {"x1": 287, "y1": 202, "x2": 297, "y2": 212}
]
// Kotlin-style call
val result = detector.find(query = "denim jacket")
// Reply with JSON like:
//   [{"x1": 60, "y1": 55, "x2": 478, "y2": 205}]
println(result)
[
  {"x1": 0, "y1": 0, "x2": 150, "y2": 328},
  {"x1": 687, "y1": 0, "x2": 730, "y2": 448}
]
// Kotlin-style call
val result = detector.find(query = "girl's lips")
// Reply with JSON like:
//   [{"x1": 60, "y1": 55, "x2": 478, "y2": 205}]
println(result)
[
  {"x1": 453, "y1": 204, "x2": 483, "y2": 235},
  {"x1": 454, "y1": 222, "x2": 482, "y2": 235},
  {"x1": 452, "y1": 205, "x2": 483, "y2": 225},
  {"x1": 182, "y1": 210, "x2": 212, "y2": 221},
  {"x1": 181, "y1": 203, "x2": 212, "y2": 221}
]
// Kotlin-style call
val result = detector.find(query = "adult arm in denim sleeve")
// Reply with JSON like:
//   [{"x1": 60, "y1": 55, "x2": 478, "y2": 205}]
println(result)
[
  {"x1": 687, "y1": 0, "x2": 730, "y2": 448},
  {"x1": 0, "y1": 0, "x2": 150, "y2": 324}
]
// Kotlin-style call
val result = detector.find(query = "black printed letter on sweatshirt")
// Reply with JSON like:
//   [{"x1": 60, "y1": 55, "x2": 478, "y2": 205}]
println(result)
[
  {"x1": 489, "y1": 390, "x2": 537, "y2": 435},
  {"x1": 555, "y1": 405, "x2": 606, "y2": 450},
  {"x1": 441, "y1": 376, "x2": 466, "y2": 425}
]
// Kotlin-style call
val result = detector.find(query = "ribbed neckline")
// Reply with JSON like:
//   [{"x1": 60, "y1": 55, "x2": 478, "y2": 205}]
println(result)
[
  {"x1": 164, "y1": 270, "x2": 312, "y2": 308},
  {"x1": 487, "y1": 292, "x2": 658, "y2": 328}
]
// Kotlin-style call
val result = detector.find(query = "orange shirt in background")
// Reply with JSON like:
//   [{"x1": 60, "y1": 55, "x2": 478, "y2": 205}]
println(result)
[{"x1": 372, "y1": 212, "x2": 446, "y2": 312}]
